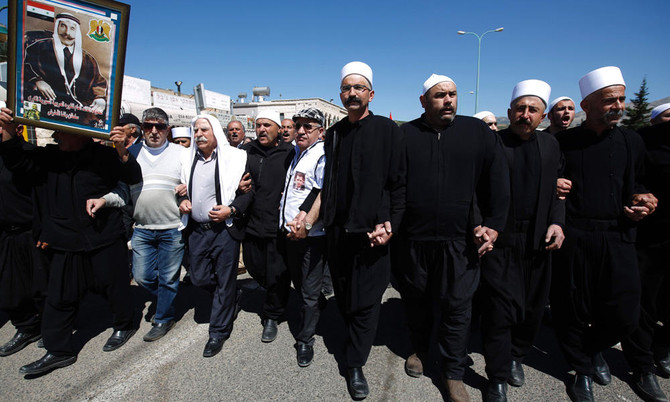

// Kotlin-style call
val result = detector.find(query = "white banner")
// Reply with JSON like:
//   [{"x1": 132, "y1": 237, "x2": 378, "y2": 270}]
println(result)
[{"x1": 122, "y1": 76, "x2": 152, "y2": 105}]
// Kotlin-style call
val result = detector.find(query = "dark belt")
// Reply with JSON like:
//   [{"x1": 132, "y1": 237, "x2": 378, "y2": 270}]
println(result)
[
  {"x1": 0, "y1": 224, "x2": 31, "y2": 234},
  {"x1": 192, "y1": 220, "x2": 224, "y2": 231}
]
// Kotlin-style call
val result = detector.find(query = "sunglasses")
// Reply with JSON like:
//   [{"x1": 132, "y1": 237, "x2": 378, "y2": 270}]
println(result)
[
  {"x1": 142, "y1": 122, "x2": 168, "y2": 131},
  {"x1": 295, "y1": 122, "x2": 321, "y2": 131}
]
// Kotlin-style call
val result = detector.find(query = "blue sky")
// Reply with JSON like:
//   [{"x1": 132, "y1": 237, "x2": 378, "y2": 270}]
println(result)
[{"x1": 7, "y1": 0, "x2": 669, "y2": 121}]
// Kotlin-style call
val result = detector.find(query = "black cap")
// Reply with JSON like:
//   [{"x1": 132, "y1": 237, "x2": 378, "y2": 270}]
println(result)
[{"x1": 119, "y1": 113, "x2": 140, "y2": 126}]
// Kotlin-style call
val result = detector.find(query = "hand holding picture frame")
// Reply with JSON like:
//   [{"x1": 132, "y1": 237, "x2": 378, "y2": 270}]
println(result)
[{"x1": 7, "y1": 0, "x2": 130, "y2": 139}]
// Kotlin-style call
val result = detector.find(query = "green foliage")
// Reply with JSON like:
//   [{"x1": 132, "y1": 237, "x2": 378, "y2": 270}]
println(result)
[{"x1": 622, "y1": 77, "x2": 651, "y2": 131}]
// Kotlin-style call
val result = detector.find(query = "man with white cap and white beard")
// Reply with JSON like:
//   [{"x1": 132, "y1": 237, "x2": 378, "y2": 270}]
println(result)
[
  {"x1": 395, "y1": 74, "x2": 509, "y2": 402},
  {"x1": 552, "y1": 66, "x2": 658, "y2": 401},
  {"x1": 479, "y1": 80, "x2": 565, "y2": 401},
  {"x1": 241, "y1": 110, "x2": 295, "y2": 344},
  {"x1": 23, "y1": 13, "x2": 107, "y2": 124},
  {"x1": 320, "y1": 61, "x2": 406, "y2": 399},
  {"x1": 178, "y1": 114, "x2": 249, "y2": 357},
  {"x1": 473, "y1": 110, "x2": 499, "y2": 131},
  {"x1": 545, "y1": 96, "x2": 576, "y2": 135},
  {"x1": 619, "y1": 102, "x2": 670, "y2": 402}
]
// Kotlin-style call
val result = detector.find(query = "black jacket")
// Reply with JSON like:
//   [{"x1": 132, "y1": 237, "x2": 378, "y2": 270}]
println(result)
[
  {"x1": 241, "y1": 139, "x2": 294, "y2": 238},
  {"x1": 400, "y1": 115, "x2": 509, "y2": 240},
  {"x1": 497, "y1": 128, "x2": 565, "y2": 249},
  {"x1": 0, "y1": 137, "x2": 142, "y2": 251},
  {"x1": 321, "y1": 112, "x2": 406, "y2": 233}
]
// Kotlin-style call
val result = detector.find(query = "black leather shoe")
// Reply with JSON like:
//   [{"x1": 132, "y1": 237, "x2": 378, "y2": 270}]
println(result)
[
  {"x1": 347, "y1": 367, "x2": 369, "y2": 400},
  {"x1": 485, "y1": 380, "x2": 508, "y2": 402},
  {"x1": 103, "y1": 329, "x2": 136, "y2": 352},
  {"x1": 296, "y1": 344, "x2": 314, "y2": 367},
  {"x1": 0, "y1": 331, "x2": 41, "y2": 357},
  {"x1": 143, "y1": 321, "x2": 175, "y2": 342},
  {"x1": 203, "y1": 337, "x2": 225, "y2": 358},
  {"x1": 633, "y1": 372, "x2": 669, "y2": 402},
  {"x1": 508, "y1": 360, "x2": 525, "y2": 387},
  {"x1": 567, "y1": 374, "x2": 594, "y2": 402},
  {"x1": 656, "y1": 353, "x2": 670, "y2": 377},
  {"x1": 261, "y1": 319, "x2": 278, "y2": 343},
  {"x1": 592, "y1": 352, "x2": 611, "y2": 385},
  {"x1": 19, "y1": 353, "x2": 77, "y2": 375}
]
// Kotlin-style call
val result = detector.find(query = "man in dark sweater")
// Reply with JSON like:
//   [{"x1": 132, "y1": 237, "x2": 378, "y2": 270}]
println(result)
[
  {"x1": 0, "y1": 106, "x2": 142, "y2": 375},
  {"x1": 320, "y1": 61, "x2": 406, "y2": 399},
  {"x1": 479, "y1": 80, "x2": 564, "y2": 401},
  {"x1": 241, "y1": 110, "x2": 295, "y2": 343},
  {"x1": 552, "y1": 66, "x2": 658, "y2": 401},
  {"x1": 396, "y1": 74, "x2": 509, "y2": 402}
]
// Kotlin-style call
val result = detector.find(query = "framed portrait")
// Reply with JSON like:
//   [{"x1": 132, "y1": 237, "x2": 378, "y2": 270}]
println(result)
[{"x1": 7, "y1": 0, "x2": 130, "y2": 139}]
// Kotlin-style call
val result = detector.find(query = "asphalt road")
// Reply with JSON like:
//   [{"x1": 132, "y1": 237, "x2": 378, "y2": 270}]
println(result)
[{"x1": 0, "y1": 273, "x2": 667, "y2": 401}]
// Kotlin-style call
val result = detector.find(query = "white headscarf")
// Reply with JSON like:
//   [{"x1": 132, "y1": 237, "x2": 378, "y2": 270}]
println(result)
[
  {"x1": 52, "y1": 13, "x2": 83, "y2": 99},
  {"x1": 179, "y1": 114, "x2": 247, "y2": 230}
]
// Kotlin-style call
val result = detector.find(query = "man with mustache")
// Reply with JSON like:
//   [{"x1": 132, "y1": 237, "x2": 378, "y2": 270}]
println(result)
[
  {"x1": 178, "y1": 114, "x2": 249, "y2": 357},
  {"x1": 479, "y1": 80, "x2": 565, "y2": 401},
  {"x1": 545, "y1": 96, "x2": 576, "y2": 135},
  {"x1": 320, "y1": 61, "x2": 406, "y2": 399},
  {"x1": 552, "y1": 66, "x2": 658, "y2": 401},
  {"x1": 226, "y1": 120, "x2": 246, "y2": 148},
  {"x1": 620, "y1": 103, "x2": 670, "y2": 402},
  {"x1": 395, "y1": 74, "x2": 509, "y2": 402},
  {"x1": 241, "y1": 110, "x2": 294, "y2": 343},
  {"x1": 23, "y1": 13, "x2": 107, "y2": 126},
  {"x1": 281, "y1": 119, "x2": 296, "y2": 144}
]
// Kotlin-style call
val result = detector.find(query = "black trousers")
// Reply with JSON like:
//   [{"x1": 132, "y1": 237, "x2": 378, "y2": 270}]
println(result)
[
  {"x1": 480, "y1": 231, "x2": 552, "y2": 382},
  {"x1": 327, "y1": 226, "x2": 390, "y2": 368},
  {"x1": 188, "y1": 224, "x2": 239, "y2": 338},
  {"x1": 551, "y1": 226, "x2": 640, "y2": 376},
  {"x1": 243, "y1": 233, "x2": 290, "y2": 321},
  {"x1": 393, "y1": 237, "x2": 480, "y2": 380},
  {"x1": 0, "y1": 228, "x2": 48, "y2": 333},
  {"x1": 622, "y1": 239, "x2": 670, "y2": 374},
  {"x1": 42, "y1": 239, "x2": 133, "y2": 357},
  {"x1": 281, "y1": 235, "x2": 326, "y2": 346}
]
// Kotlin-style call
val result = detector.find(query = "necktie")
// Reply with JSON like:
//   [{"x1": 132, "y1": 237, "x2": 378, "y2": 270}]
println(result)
[{"x1": 63, "y1": 47, "x2": 75, "y2": 83}]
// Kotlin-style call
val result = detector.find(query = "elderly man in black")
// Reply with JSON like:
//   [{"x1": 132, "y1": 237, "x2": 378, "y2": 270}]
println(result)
[
  {"x1": 479, "y1": 80, "x2": 565, "y2": 402},
  {"x1": 396, "y1": 74, "x2": 509, "y2": 402},
  {"x1": 320, "y1": 61, "x2": 405, "y2": 399},
  {"x1": 0, "y1": 106, "x2": 142, "y2": 375},
  {"x1": 552, "y1": 66, "x2": 658, "y2": 401},
  {"x1": 620, "y1": 114, "x2": 670, "y2": 402}
]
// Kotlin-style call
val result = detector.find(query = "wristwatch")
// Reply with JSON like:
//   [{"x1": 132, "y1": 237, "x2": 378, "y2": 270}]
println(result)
[{"x1": 304, "y1": 221, "x2": 313, "y2": 231}]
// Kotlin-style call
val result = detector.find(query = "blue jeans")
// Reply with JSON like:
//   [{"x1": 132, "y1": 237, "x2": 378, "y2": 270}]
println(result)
[{"x1": 132, "y1": 227, "x2": 184, "y2": 323}]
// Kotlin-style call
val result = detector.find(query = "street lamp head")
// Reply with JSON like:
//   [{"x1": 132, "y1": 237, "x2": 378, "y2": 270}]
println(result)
[
  {"x1": 495, "y1": 27, "x2": 504, "y2": 32},
  {"x1": 457, "y1": 31, "x2": 466, "y2": 35}
]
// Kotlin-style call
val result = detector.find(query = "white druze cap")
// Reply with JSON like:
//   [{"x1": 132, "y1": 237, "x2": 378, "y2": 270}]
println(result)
[
  {"x1": 171, "y1": 127, "x2": 191, "y2": 139},
  {"x1": 548, "y1": 96, "x2": 574, "y2": 113},
  {"x1": 422, "y1": 74, "x2": 455, "y2": 95},
  {"x1": 255, "y1": 110, "x2": 282, "y2": 128},
  {"x1": 510, "y1": 79, "x2": 551, "y2": 107},
  {"x1": 341, "y1": 61, "x2": 373, "y2": 87},
  {"x1": 650, "y1": 103, "x2": 670, "y2": 121},
  {"x1": 473, "y1": 111, "x2": 495, "y2": 120},
  {"x1": 579, "y1": 66, "x2": 626, "y2": 100}
]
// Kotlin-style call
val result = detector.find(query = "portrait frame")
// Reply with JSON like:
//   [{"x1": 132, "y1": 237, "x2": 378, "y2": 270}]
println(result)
[{"x1": 7, "y1": 0, "x2": 130, "y2": 139}]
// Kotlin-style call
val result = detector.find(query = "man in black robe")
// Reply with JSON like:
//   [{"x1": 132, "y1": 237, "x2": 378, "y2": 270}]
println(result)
[
  {"x1": 479, "y1": 80, "x2": 564, "y2": 401},
  {"x1": 621, "y1": 116, "x2": 670, "y2": 402},
  {"x1": 552, "y1": 66, "x2": 658, "y2": 401},
  {"x1": 0, "y1": 106, "x2": 142, "y2": 376},
  {"x1": 396, "y1": 74, "x2": 509, "y2": 402},
  {"x1": 320, "y1": 61, "x2": 406, "y2": 399}
]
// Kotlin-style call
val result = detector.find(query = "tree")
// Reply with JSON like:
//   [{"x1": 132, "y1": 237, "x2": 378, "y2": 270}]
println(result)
[{"x1": 622, "y1": 77, "x2": 651, "y2": 131}]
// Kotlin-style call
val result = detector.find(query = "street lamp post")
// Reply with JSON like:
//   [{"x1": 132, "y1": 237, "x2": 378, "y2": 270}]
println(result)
[
  {"x1": 175, "y1": 81, "x2": 182, "y2": 96},
  {"x1": 457, "y1": 27, "x2": 503, "y2": 114}
]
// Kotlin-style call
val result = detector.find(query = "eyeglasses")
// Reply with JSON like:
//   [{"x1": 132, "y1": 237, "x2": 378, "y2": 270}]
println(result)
[
  {"x1": 173, "y1": 138, "x2": 190, "y2": 144},
  {"x1": 142, "y1": 122, "x2": 168, "y2": 131},
  {"x1": 295, "y1": 122, "x2": 321, "y2": 132},
  {"x1": 487, "y1": 122, "x2": 496, "y2": 127},
  {"x1": 340, "y1": 85, "x2": 370, "y2": 93}
]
